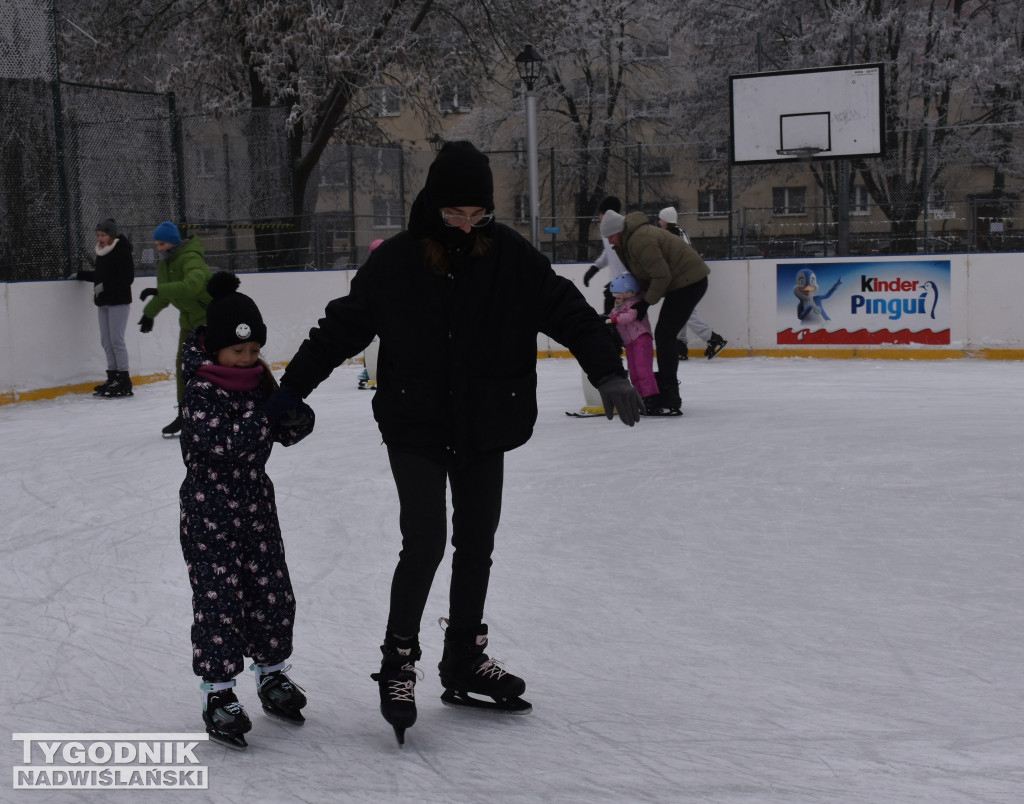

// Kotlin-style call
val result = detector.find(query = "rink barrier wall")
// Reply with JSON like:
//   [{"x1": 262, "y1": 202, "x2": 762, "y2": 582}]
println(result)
[{"x1": 2, "y1": 254, "x2": 1022, "y2": 405}]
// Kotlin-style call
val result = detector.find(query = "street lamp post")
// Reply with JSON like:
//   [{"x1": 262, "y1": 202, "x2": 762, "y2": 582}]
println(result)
[{"x1": 515, "y1": 44, "x2": 543, "y2": 249}]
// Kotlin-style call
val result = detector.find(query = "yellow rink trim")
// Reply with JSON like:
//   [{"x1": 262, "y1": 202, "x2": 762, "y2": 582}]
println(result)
[
  {"x1": 542, "y1": 347, "x2": 1024, "y2": 361},
  {"x1": 3, "y1": 351, "x2": 1022, "y2": 406}
]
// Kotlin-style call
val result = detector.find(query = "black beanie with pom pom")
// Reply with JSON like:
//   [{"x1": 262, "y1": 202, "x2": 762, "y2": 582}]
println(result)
[{"x1": 204, "y1": 271, "x2": 267, "y2": 354}]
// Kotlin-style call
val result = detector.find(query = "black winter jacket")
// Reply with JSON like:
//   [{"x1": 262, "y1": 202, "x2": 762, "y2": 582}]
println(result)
[
  {"x1": 282, "y1": 224, "x2": 624, "y2": 455},
  {"x1": 77, "y1": 236, "x2": 135, "y2": 306}
]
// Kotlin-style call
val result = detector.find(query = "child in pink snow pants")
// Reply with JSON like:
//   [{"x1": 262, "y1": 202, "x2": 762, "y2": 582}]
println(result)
[{"x1": 607, "y1": 273, "x2": 658, "y2": 399}]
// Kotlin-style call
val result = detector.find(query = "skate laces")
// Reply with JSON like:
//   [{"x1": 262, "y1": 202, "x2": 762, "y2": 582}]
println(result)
[
  {"x1": 475, "y1": 658, "x2": 511, "y2": 681},
  {"x1": 251, "y1": 661, "x2": 305, "y2": 695},
  {"x1": 386, "y1": 664, "x2": 423, "y2": 702}
]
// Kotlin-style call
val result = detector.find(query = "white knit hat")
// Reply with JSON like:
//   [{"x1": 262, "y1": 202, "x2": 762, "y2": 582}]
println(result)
[
  {"x1": 599, "y1": 210, "x2": 626, "y2": 238},
  {"x1": 659, "y1": 206, "x2": 678, "y2": 225}
]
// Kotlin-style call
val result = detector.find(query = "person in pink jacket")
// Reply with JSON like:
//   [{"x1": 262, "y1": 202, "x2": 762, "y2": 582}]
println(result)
[{"x1": 607, "y1": 273, "x2": 658, "y2": 400}]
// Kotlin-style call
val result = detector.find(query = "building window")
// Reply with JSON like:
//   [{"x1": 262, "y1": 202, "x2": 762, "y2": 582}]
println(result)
[
  {"x1": 370, "y1": 87, "x2": 401, "y2": 117},
  {"x1": 772, "y1": 186, "x2": 807, "y2": 216},
  {"x1": 697, "y1": 142, "x2": 724, "y2": 163},
  {"x1": 514, "y1": 193, "x2": 529, "y2": 224},
  {"x1": 698, "y1": 189, "x2": 729, "y2": 218},
  {"x1": 850, "y1": 185, "x2": 870, "y2": 215},
  {"x1": 571, "y1": 77, "x2": 607, "y2": 108},
  {"x1": 195, "y1": 147, "x2": 217, "y2": 179},
  {"x1": 440, "y1": 82, "x2": 473, "y2": 113},
  {"x1": 928, "y1": 184, "x2": 947, "y2": 210},
  {"x1": 362, "y1": 147, "x2": 400, "y2": 175},
  {"x1": 373, "y1": 198, "x2": 403, "y2": 228},
  {"x1": 318, "y1": 154, "x2": 349, "y2": 188},
  {"x1": 630, "y1": 97, "x2": 670, "y2": 119},
  {"x1": 631, "y1": 41, "x2": 670, "y2": 59},
  {"x1": 638, "y1": 156, "x2": 672, "y2": 176},
  {"x1": 512, "y1": 138, "x2": 526, "y2": 168}
]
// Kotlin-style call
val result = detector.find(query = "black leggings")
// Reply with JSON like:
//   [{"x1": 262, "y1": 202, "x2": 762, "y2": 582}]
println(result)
[{"x1": 385, "y1": 447, "x2": 504, "y2": 637}]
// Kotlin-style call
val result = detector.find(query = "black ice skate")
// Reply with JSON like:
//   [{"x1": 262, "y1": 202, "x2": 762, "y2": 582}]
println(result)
[
  {"x1": 162, "y1": 414, "x2": 182, "y2": 438},
  {"x1": 370, "y1": 636, "x2": 422, "y2": 746},
  {"x1": 437, "y1": 619, "x2": 531, "y2": 714},
  {"x1": 677, "y1": 339, "x2": 689, "y2": 360},
  {"x1": 640, "y1": 373, "x2": 683, "y2": 417},
  {"x1": 101, "y1": 370, "x2": 133, "y2": 398},
  {"x1": 201, "y1": 680, "x2": 252, "y2": 750},
  {"x1": 705, "y1": 332, "x2": 727, "y2": 360},
  {"x1": 93, "y1": 370, "x2": 116, "y2": 395},
  {"x1": 252, "y1": 661, "x2": 307, "y2": 724}
]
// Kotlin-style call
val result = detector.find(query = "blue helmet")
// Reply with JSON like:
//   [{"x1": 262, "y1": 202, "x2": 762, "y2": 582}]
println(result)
[{"x1": 609, "y1": 273, "x2": 639, "y2": 294}]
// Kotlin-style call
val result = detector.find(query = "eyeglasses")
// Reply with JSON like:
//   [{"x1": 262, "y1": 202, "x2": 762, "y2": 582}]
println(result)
[{"x1": 441, "y1": 210, "x2": 494, "y2": 228}]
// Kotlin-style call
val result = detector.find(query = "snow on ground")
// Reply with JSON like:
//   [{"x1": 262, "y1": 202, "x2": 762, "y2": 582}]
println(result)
[{"x1": 2, "y1": 356, "x2": 1023, "y2": 803}]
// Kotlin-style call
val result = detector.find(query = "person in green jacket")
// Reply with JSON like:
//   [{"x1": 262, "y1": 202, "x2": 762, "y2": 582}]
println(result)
[
  {"x1": 138, "y1": 220, "x2": 212, "y2": 436},
  {"x1": 599, "y1": 209, "x2": 710, "y2": 416}
]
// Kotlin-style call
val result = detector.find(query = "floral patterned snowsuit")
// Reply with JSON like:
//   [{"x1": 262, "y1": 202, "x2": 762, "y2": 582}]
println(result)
[{"x1": 178, "y1": 328, "x2": 313, "y2": 682}]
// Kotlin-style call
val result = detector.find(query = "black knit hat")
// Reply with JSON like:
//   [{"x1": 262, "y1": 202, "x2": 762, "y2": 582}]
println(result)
[
  {"x1": 96, "y1": 218, "x2": 118, "y2": 237},
  {"x1": 425, "y1": 141, "x2": 494, "y2": 210},
  {"x1": 598, "y1": 196, "x2": 621, "y2": 214},
  {"x1": 204, "y1": 272, "x2": 267, "y2": 354}
]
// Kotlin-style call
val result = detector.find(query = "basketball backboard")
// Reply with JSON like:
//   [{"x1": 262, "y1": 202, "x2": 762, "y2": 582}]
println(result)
[{"x1": 730, "y1": 63, "x2": 885, "y2": 164}]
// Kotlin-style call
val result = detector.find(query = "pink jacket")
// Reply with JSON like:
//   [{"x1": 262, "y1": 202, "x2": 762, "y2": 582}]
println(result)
[{"x1": 609, "y1": 297, "x2": 653, "y2": 346}]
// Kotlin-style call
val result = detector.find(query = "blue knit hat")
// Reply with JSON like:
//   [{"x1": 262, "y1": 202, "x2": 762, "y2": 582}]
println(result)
[{"x1": 153, "y1": 220, "x2": 181, "y2": 245}]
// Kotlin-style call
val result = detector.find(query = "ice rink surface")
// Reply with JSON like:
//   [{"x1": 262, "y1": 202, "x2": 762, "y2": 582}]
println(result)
[{"x1": 2, "y1": 356, "x2": 1022, "y2": 803}]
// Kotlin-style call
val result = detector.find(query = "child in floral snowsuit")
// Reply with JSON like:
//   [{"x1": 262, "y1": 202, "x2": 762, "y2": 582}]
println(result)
[
  {"x1": 178, "y1": 271, "x2": 314, "y2": 748},
  {"x1": 607, "y1": 273, "x2": 659, "y2": 400}
]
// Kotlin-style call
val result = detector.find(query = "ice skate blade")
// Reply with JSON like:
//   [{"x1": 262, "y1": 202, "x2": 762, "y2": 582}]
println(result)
[
  {"x1": 639, "y1": 408, "x2": 683, "y2": 417},
  {"x1": 440, "y1": 689, "x2": 533, "y2": 714},
  {"x1": 392, "y1": 726, "x2": 406, "y2": 746},
  {"x1": 261, "y1": 703, "x2": 305, "y2": 725},
  {"x1": 207, "y1": 730, "x2": 248, "y2": 750}
]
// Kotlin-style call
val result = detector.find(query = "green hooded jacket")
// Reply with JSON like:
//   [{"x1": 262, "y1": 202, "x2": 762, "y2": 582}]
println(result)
[
  {"x1": 615, "y1": 212, "x2": 710, "y2": 305},
  {"x1": 143, "y1": 236, "x2": 212, "y2": 330}
]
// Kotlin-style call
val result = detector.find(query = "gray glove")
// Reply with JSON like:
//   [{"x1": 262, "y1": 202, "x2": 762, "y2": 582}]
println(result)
[{"x1": 597, "y1": 375, "x2": 642, "y2": 426}]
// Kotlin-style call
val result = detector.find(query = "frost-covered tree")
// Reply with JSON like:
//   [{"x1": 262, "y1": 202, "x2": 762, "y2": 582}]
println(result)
[
  {"x1": 674, "y1": 0, "x2": 1024, "y2": 247},
  {"x1": 459, "y1": 0, "x2": 685, "y2": 260},
  {"x1": 56, "y1": 0, "x2": 496, "y2": 261}
]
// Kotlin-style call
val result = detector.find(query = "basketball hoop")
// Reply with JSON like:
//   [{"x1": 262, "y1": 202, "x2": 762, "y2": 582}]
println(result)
[
  {"x1": 776, "y1": 146, "x2": 825, "y2": 159},
  {"x1": 774, "y1": 145, "x2": 823, "y2": 159}
]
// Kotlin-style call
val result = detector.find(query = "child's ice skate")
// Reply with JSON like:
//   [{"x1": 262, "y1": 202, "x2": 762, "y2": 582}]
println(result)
[
  {"x1": 200, "y1": 679, "x2": 252, "y2": 750},
  {"x1": 437, "y1": 619, "x2": 531, "y2": 714},
  {"x1": 252, "y1": 661, "x2": 307, "y2": 724}
]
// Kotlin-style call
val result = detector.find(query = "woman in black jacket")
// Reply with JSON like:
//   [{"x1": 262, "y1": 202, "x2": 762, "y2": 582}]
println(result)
[
  {"x1": 269, "y1": 141, "x2": 640, "y2": 744},
  {"x1": 77, "y1": 218, "x2": 135, "y2": 397}
]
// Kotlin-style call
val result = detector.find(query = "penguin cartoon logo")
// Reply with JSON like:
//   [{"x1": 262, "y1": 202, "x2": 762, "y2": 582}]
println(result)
[
  {"x1": 236, "y1": 323, "x2": 252, "y2": 339},
  {"x1": 921, "y1": 281, "x2": 939, "y2": 319},
  {"x1": 793, "y1": 268, "x2": 843, "y2": 324}
]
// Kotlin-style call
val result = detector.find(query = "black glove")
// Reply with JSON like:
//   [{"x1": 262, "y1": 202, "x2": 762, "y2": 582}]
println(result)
[
  {"x1": 262, "y1": 386, "x2": 302, "y2": 423},
  {"x1": 139, "y1": 287, "x2": 157, "y2": 301},
  {"x1": 633, "y1": 299, "x2": 650, "y2": 321},
  {"x1": 582, "y1": 265, "x2": 600, "y2": 287},
  {"x1": 279, "y1": 399, "x2": 314, "y2": 430},
  {"x1": 597, "y1": 374, "x2": 642, "y2": 427},
  {"x1": 138, "y1": 315, "x2": 154, "y2": 333}
]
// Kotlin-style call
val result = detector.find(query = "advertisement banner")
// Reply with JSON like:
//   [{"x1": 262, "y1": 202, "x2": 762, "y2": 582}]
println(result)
[{"x1": 777, "y1": 260, "x2": 951, "y2": 345}]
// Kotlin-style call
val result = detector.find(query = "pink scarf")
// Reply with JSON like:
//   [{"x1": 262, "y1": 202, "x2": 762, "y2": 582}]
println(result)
[{"x1": 196, "y1": 363, "x2": 265, "y2": 391}]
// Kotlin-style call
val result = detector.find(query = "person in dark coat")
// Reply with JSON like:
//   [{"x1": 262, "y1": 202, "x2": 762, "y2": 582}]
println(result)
[
  {"x1": 178, "y1": 271, "x2": 314, "y2": 748},
  {"x1": 264, "y1": 140, "x2": 640, "y2": 742},
  {"x1": 76, "y1": 218, "x2": 135, "y2": 397}
]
